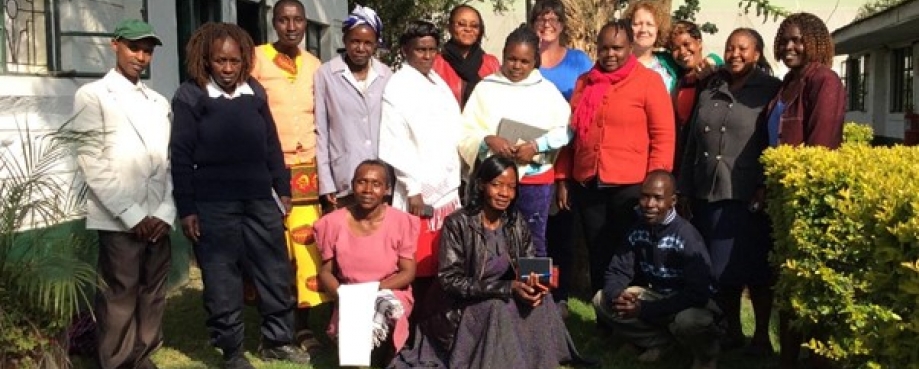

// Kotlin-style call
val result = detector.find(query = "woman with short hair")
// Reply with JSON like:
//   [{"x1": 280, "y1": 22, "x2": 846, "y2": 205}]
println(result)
[
  {"x1": 315, "y1": 160, "x2": 419, "y2": 364},
  {"x1": 679, "y1": 27, "x2": 781, "y2": 356},
  {"x1": 555, "y1": 19, "x2": 675, "y2": 300},
  {"x1": 379, "y1": 20, "x2": 464, "y2": 323},
  {"x1": 458, "y1": 26, "x2": 572, "y2": 260},
  {"x1": 433, "y1": 5, "x2": 501, "y2": 109}
]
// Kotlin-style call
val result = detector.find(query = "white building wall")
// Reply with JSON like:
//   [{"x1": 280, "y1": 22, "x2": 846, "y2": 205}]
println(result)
[
  {"x1": 473, "y1": 0, "x2": 529, "y2": 58},
  {"x1": 299, "y1": 0, "x2": 347, "y2": 60},
  {"x1": 1, "y1": 1, "x2": 180, "y2": 183},
  {"x1": 1, "y1": 0, "x2": 345, "y2": 182}
]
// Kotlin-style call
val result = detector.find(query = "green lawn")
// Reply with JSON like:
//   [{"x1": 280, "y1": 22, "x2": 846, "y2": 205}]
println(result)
[{"x1": 73, "y1": 268, "x2": 779, "y2": 369}]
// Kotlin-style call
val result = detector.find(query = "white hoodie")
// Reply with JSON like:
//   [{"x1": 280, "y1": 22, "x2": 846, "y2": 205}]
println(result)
[{"x1": 458, "y1": 69, "x2": 572, "y2": 178}]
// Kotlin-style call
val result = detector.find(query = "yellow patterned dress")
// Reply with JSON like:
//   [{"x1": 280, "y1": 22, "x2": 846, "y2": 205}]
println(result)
[{"x1": 251, "y1": 44, "x2": 330, "y2": 308}]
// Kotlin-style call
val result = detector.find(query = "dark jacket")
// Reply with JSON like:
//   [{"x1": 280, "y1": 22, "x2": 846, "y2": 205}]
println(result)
[
  {"x1": 170, "y1": 78, "x2": 290, "y2": 218},
  {"x1": 602, "y1": 210, "x2": 713, "y2": 321},
  {"x1": 420, "y1": 209, "x2": 534, "y2": 351},
  {"x1": 679, "y1": 68, "x2": 782, "y2": 202},
  {"x1": 764, "y1": 62, "x2": 846, "y2": 148}
]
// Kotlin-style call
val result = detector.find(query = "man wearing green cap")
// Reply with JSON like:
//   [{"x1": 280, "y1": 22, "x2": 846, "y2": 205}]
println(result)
[{"x1": 72, "y1": 19, "x2": 171, "y2": 369}]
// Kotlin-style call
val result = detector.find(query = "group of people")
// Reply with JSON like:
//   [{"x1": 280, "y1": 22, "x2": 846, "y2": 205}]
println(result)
[{"x1": 73, "y1": 0, "x2": 846, "y2": 368}]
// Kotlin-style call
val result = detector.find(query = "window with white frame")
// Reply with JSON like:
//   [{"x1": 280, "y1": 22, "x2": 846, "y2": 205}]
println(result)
[
  {"x1": 890, "y1": 46, "x2": 914, "y2": 113},
  {"x1": 1, "y1": 0, "x2": 148, "y2": 77},
  {"x1": 845, "y1": 55, "x2": 869, "y2": 112}
]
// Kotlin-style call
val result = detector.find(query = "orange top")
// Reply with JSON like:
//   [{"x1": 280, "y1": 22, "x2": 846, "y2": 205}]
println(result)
[
  {"x1": 251, "y1": 44, "x2": 322, "y2": 165},
  {"x1": 556, "y1": 65, "x2": 675, "y2": 184}
]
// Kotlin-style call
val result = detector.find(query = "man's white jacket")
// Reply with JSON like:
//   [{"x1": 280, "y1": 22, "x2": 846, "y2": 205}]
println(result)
[{"x1": 73, "y1": 70, "x2": 175, "y2": 231}]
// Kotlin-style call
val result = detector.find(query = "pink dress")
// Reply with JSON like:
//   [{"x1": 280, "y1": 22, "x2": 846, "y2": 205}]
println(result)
[{"x1": 315, "y1": 206, "x2": 419, "y2": 351}]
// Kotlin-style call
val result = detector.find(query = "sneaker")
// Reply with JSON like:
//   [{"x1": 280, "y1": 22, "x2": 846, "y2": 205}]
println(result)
[
  {"x1": 224, "y1": 354, "x2": 255, "y2": 369},
  {"x1": 259, "y1": 344, "x2": 311, "y2": 364}
]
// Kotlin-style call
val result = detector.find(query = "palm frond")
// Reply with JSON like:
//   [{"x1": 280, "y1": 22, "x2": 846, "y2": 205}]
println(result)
[{"x1": 0, "y1": 114, "x2": 102, "y2": 357}]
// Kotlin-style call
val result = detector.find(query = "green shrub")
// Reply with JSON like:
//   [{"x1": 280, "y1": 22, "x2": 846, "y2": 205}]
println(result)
[
  {"x1": 1, "y1": 122, "x2": 99, "y2": 367},
  {"x1": 762, "y1": 142, "x2": 919, "y2": 369},
  {"x1": 843, "y1": 122, "x2": 874, "y2": 145}
]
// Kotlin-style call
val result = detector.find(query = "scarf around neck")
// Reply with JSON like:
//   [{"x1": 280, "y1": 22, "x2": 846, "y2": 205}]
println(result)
[
  {"x1": 441, "y1": 40, "x2": 486, "y2": 106},
  {"x1": 572, "y1": 55, "x2": 638, "y2": 140}
]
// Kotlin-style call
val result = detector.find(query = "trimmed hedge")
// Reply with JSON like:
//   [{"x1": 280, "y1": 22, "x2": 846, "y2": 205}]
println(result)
[{"x1": 762, "y1": 123, "x2": 919, "y2": 369}]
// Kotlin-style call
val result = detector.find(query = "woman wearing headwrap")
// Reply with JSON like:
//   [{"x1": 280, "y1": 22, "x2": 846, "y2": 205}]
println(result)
[
  {"x1": 433, "y1": 5, "x2": 500, "y2": 109},
  {"x1": 315, "y1": 5, "x2": 393, "y2": 212}
]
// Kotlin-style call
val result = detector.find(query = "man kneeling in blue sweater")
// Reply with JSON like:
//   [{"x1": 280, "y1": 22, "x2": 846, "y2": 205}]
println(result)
[{"x1": 592, "y1": 170, "x2": 720, "y2": 369}]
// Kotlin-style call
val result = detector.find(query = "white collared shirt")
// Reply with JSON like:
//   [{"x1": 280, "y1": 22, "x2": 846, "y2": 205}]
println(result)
[
  {"x1": 206, "y1": 78, "x2": 255, "y2": 99},
  {"x1": 342, "y1": 59, "x2": 379, "y2": 94},
  {"x1": 106, "y1": 68, "x2": 154, "y2": 100}
]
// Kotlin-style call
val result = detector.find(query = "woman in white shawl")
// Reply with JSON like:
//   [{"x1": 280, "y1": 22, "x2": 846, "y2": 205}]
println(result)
[
  {"x1": 458, "y1": 25, "x2": 571, "y2": 257},
  {"x1": 378, "y1": 20, "x2": 463, "y2": 321}
]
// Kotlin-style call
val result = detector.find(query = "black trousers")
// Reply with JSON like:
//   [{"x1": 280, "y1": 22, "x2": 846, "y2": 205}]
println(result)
[
  {"x1": 570, "y1": 181, "x2": 642, "y2": 293},
  {"x1": 194, "y1": 199, "x2": 295, "y2": 355},
  {"x1": 546, "y1": 208, "x2": 574, "y2": 301},
  {"x1": 95, "y1": 231, "x2": 171, "y2": 369}
]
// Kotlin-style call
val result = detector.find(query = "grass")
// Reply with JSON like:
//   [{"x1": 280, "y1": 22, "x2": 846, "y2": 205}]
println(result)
[{"x1": 72, "y1": 268, "x2": 780, "y2": 369}]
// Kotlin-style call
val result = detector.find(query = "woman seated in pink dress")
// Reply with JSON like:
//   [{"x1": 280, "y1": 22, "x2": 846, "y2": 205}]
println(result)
[{"x1": 315, "y1": 159, "x2": 420, "y2": 363}]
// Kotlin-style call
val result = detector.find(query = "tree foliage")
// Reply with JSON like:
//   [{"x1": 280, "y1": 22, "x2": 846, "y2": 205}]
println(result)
[
  {"x1": 347, "y1": 0, "x2": 512, "y2": 64},
  {"x1": 352, "y1": 0, "x2": 789, "y2": 63},
  {"x1": 855, "y1": 0, "x2": 909, "y2": 21}
]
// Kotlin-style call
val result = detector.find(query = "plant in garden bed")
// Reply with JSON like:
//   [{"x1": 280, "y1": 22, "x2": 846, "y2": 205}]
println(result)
[
  {"x1": 762, "y1": 124, "x2": 919, "y2": 368},
  {"x1": 0, "y1": 119, "x2": 99, "y2": 368}
]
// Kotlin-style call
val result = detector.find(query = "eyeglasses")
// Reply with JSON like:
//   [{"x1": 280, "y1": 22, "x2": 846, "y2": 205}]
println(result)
[
  {"x1": 534, "y1": 17, "x2": 561, "y2": 27},
  {"x1": 453, "y1": 21, "x2": 480, "y2": 30}
]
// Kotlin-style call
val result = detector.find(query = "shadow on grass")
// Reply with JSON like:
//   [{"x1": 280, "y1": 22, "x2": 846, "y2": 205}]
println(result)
[
  {"x1": 562, "y1": 298, "x2": 780, "y2": 369},
  {"x1": 73, "y1": 272, "x2": 780, "y2": 369},
  {"x1": 157, "y1": 276, "x2": 342, "y2": 369}
]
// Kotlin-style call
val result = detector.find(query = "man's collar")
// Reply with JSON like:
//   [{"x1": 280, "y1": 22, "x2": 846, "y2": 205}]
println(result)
[
  {"x1": 103, "y1": 69, "x2": 146, "y2": 92},
  {"x1": 206, "y1": 78, "x2": 254, "y2": 99},
  {"x1": 641, "y1": 208, "x2": 678, "y2": 228},
  {"x1": 660, "y1": 208, "x2": 677, "y2": 226}
]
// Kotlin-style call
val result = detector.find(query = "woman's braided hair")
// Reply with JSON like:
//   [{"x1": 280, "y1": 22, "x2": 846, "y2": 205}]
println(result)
[
  {"x1": 774, "y1": 12, "x2": 835, "y2": 67},
  {"x1": 184, "y1": 22, "x2": 255, "y2": 88}
]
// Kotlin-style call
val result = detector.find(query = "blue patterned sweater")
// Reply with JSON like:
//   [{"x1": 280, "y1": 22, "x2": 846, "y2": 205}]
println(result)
[{"x1": 602, "y1": 209, "x2": 714, "y2": 320}]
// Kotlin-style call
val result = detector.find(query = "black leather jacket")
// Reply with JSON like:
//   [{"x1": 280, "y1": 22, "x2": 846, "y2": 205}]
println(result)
[{"x1": 419, "y1": 209, "x2": 535, "y2": 350}]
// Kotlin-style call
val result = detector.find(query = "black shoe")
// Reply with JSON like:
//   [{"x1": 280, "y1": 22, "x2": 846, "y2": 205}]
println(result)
[
  {"x1": 137, "y1": 358, "x2": 159, "y2": 369},
  {"x1": 259, "y1": 344, "x2": 311, "y2": 364},
  {"x1": 224, "y1": 354, "x2": 255, "y2": 369}
]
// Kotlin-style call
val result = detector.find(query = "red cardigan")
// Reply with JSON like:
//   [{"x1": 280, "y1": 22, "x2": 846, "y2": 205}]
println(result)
[
  {"x1": 764, "y1": 62, "x2": 845, "y2": 148},
  {"x1": 432, "y1": 54, "x2": 501, "y2": 108},
  {"x1": 556, "y1": 64, "x2": 675, "y2": 184}
]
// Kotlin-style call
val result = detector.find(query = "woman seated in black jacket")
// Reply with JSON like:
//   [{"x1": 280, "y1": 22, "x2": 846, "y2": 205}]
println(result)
[{"x1": 390, "y1": 155, "x2": 583, "y2": 369}]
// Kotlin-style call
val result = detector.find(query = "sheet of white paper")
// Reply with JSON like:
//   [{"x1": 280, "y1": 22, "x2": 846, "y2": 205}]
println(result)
[{"x1": 337, "y1": 281, "x2": 380, "y2": 367}]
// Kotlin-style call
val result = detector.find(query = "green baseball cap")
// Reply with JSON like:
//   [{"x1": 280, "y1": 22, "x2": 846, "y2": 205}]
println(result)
[{"x1": 113, "y1": 19, "x2": 162, "y2": 46}]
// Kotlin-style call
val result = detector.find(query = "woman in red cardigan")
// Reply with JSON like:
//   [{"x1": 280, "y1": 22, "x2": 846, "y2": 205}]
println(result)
[
  {"x1": 432, "y1": 5, "x2": 501, "y2": 109},
  {"x1": 765, "y1": 12, "x2": 845, "y2": 149},
  {"x1": 555, "y1": 19, "x2": 675, "y2": 301}
]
